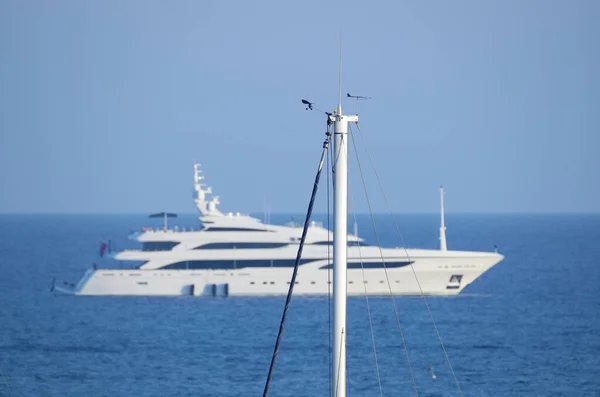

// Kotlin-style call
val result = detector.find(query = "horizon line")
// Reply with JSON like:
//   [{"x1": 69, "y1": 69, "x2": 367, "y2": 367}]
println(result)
[{"x1": 1, "y1": 211, "x2": 599, "y2": 216}]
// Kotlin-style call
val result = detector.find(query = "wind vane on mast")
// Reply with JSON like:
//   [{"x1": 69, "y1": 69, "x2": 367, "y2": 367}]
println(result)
[
  {"x1": 301, "y1": 99, "x2": 314, "y2": 110},
  {"x1": 346, "y1": 93, "x2": 371, "y2": 115},
  {"x1": 347, "y1": 93, "x2": 372, "y2": 100},
  {"x1": 301, "y1": 99, "x2": 333, "y2": 116}
]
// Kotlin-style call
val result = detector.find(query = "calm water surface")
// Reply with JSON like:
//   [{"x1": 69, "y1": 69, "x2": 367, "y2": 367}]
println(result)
[{"x1": 0, "y1": 213, "x2": 599, "y2": 396}]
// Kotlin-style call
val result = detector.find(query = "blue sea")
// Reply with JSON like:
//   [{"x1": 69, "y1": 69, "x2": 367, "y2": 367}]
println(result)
[{"x1": 0, "y1": 213, "x2": 599, "y2": 397}]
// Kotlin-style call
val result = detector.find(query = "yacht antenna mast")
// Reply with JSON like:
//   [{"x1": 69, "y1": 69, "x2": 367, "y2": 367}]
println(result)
[
  {"x1": 440, "y1": 185, "x2": 448, "y2": 251},
  {"x1": 330, "y1": 37, "x2": 358, "y2": 397},
  {"x1": 193, "y1": 163, "x2": 222, "y2": 217}
]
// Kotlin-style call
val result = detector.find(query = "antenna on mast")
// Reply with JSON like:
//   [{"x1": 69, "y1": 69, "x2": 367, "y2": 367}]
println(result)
[
  {"x1": 440, "y1": 185, "x2": 448, "y2": 251},
  {"x1": 330, "y1": 39, "x2": 358, "y2": 397},
  {"x1": 338, "y1": 31, "x2": 343, "y2": 107}
]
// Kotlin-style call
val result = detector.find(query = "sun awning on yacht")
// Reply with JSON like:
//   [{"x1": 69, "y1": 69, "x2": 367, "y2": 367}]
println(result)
[
  {"x1": 149, "y1": 212, "x2": 177, "y2": 218},
  {"x1": 149, "y1": 212, "x2": 178, "y2": 230}
]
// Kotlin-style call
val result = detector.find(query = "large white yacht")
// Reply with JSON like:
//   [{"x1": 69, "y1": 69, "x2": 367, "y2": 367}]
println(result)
[{"x1": 54, "y1": 163, "x2": 503, "y2": 297}]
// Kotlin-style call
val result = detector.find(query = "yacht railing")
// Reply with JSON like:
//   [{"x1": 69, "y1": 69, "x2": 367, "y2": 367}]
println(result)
[
  {"x1": 140, "y1": 225, "x2": 206, "y2": 233},
  {"x1": 284, "y1": 220, "x2": 323, "y2": 228}
]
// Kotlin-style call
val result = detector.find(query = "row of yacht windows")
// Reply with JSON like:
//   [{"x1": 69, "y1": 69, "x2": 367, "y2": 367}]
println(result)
[
  {"x1": 142, "y1": 242, "x2": 179, "y2": 251},
  {"x1": 249, "y1": 280, "x2": 402, "y2": 285},
  {"x1": 160, "y1": 259, "x2": 314, "y2": 269},
  {"x1": 204, "y1": 227, "x2": 272, "y2": 232},
  {"x1": 142, "y1": 241, "x2": 371, "y2": 251},
  {"x1": 194, "y1": 242, "x2": 288, "y2": 249},
  {"x1": 312, "y1": 241, "x2": 368, "y2": 247},
  {"x1": 320, "y1": 261, "x2": 413, "y2": 269},
  {"x1": 193, "y1": 241, "x2": 370, "y2": 249},
  {"x1": 158, "y1": 260, "x2": 412, "y2": 270}
]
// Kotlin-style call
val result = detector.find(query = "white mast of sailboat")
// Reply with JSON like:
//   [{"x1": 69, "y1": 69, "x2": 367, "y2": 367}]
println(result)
[{"x1": 330, "y1": 62, "x2": 358, "y2": 397}]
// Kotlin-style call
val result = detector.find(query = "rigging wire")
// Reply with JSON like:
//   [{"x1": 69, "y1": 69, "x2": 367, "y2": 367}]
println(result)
[
  {"x1": 262, "y1": 131, "x2": 332, "y2": 397},
  {"x1": 327, "y1": 124, "x2": 332, "y2": 397},
  {"x1": 334, "y1": 328, "x2": 345, "y2": 397},
  {"x1": 348, "y1": 178, "x2": 384, "y2": 397},
  {"x1": 348, "y1": 125, "x2": 420, "y2": 397},
  {"x1": 353, "y1": 123, "x2": 465, "y2": 397}
]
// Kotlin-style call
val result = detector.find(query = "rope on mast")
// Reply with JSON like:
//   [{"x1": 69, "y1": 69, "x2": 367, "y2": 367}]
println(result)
[{"x1": 262, "y1": 124, "x2": 332, "y2": 397}]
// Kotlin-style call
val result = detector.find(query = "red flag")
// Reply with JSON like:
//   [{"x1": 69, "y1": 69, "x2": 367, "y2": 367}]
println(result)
[{"x1": 99, "y1": 241, "x2": 107, "y2": 257}]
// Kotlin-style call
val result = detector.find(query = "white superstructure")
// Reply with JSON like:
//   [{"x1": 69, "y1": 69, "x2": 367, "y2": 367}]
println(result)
[{"x1": 55, "y1": 163, "x2": 503, "y2": 297}]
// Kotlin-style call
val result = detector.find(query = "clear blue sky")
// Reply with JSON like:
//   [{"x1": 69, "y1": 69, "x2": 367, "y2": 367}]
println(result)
[{"x1": 1, "y1": 0, "x2": 598, "y2": 214}]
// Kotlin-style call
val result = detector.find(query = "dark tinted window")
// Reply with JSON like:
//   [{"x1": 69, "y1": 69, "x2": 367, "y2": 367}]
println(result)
[
  {"x1": 312, "y1": 241, "x2": 369, "y2": 247},
  {"x1": 347, "y1": 241, "x2": 367, "y2": 247},
  {"x1": 142, "y1": 241, "x2": 179, "y2": 251},
  {"x1": 204, "y1": 227, "x2": 268, "y2": 232},
  {"x1": 160, "y1": 259, "x2": 313, "y2": 270},
  {"x1": 449, "y1": 275, "x2": 463, "y2": 283},
  {"x1": 194, "y1": 242, "x2": 288, "y2": 249},
  {"x1": 320, "y1": 261, "x2": 413, "y2": 269}
]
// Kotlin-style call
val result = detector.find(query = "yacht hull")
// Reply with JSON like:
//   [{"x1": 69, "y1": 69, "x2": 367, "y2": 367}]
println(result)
[
  {"x1": 68, "y1": 253, "x2": 502, "y2": 297},
  {"x1": 57, "y1": 164, "x2": 504, "y2": 297}
]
